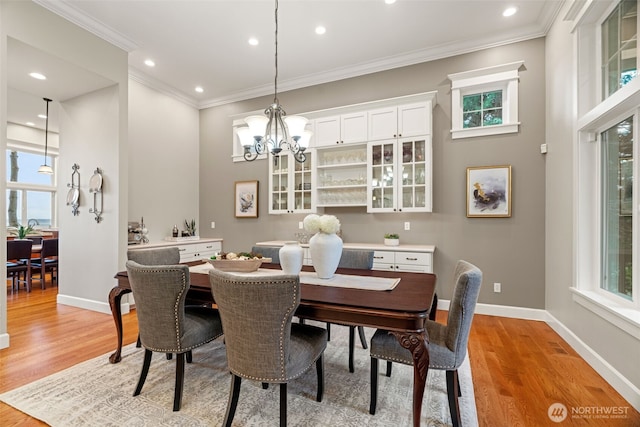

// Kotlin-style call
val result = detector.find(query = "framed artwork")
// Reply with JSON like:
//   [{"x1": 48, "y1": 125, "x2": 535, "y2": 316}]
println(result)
[
  {"x1": 466, "y1": 165, "x2": 511, "y2": 217},
  {"x1": 234, "y1": 180, "x2": 259, "y2": 218}
]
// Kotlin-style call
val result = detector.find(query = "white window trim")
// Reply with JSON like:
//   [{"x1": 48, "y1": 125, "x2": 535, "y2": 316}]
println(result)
[
  {"x1": 574, "y1": 83, "x2": 640, "y2": 338},
  {"x1": 448, "y1": 60, "x2": 523, "y2": 139}
]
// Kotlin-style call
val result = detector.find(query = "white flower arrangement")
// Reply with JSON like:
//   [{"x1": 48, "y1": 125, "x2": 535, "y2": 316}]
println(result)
[{"x1": 303, "y1": 214, "x2": 341, "y2": 234}]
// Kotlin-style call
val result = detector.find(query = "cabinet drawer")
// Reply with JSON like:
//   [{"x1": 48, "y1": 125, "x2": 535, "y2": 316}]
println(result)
[
  {"x1": 395, "y1": 251, "x2": 430, "y2": 266},
  {"x1": 372, "y1": 250, "x2": 394, "y2": 263}
]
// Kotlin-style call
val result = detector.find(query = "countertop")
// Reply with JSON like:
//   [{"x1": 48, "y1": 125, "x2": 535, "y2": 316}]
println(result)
[
  {"x1": 128, "y1": 237, "x2": 223, "y2": 250},
  {"x1": 255, "y1": 240, "x2": 435, "y2": 253}
]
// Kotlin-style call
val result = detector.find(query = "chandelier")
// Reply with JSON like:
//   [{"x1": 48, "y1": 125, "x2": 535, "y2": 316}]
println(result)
[
  {"x1": 237, "y1": 0, "x2": 312, "y2": 163},
  {"x1": 38, "y1": 97, "x2": 53, "y2": 174}
]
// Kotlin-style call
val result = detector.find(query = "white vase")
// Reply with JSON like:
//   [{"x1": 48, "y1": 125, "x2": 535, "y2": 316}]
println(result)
[
  {"x1": 279, "y1": 241, "x2": 304, "y2": 275},
  {"x1": 309, "y1": 232, "x2": 343, "y2": 279}
]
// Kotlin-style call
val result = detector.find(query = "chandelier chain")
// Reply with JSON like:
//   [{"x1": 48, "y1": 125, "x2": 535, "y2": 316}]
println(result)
[{"x1": 273, "y1": 0, "x2": 279, "y2": 105}]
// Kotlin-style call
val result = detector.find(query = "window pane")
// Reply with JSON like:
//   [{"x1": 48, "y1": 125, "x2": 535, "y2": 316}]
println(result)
[
  {"x1": 6, "y1": 150, "x2": 53, "y2": 185},
  {"x1": 464, "y1": 112, "x2": 481, "y2": 128},
  {"x1": 601, "y1": 116, "x2": 633, "y2": 299},
  {"x1": 463, "y1": 94, "x2": 481, "y2": 112},
  {"x1": 6, "y1": 189, "x2": 22, "y2": 227},
  {"x1": 484, "y1": 109, "x2": 503, "y2": 126},
  {"x1": 602, "y1": 1, "x2": 638, "y2": 97},
  {"x1": 26, "y1": 191, "x2": 52, "y2": 227},
  {"x1": 483, "y1": 91, "x2": 502, "y2": 109}
]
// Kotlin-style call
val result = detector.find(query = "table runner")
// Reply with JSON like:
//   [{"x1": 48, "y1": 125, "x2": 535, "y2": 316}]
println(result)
[{"x1": 189, "y1": 263, "x2": 399, "y2": 291}]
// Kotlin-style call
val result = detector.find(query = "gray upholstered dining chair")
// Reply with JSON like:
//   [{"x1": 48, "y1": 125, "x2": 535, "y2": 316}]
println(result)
[
  {"x1": 369, "y1": 260, "x2": 482, "y2": 427},
  {"x1": 127, "y1": 246, "x2": 180, "y2": 265},
  {"x1": 126, "y1": 260, "x2": 223, "y2": 411},
  {"x1": 251, "y1": 245, "x2": 281, "y2": 264},
  {"x1": 332, "y1": 249, "x2": 374, "y2": 373},
  {"x1": 127, "y1": 247, "x2": 182, "y2": 351},
  {"x1": 208, "y1": 269, "x2": 327, "y2": 427}
]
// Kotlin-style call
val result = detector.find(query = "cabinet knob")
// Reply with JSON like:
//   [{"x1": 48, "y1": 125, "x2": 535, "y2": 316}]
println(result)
[
  {"x1": 398, "y1": 133, "x2": 402, "y2": 137},
  {"x1": 393, "y1": 134, "x2": 397, "y2": 138}
]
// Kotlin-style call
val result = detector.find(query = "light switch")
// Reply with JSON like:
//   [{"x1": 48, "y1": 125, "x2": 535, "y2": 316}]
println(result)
[
  {"x1": 404, "y1": 222, "x2": 410, "y2": 231},
  {"x1": 210, "y1": 221, "x2": 215, "y2": 229}
]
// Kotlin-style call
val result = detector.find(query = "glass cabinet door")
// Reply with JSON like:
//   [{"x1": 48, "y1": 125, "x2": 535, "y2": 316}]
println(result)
[
  {"x1": 293, "y1": 151, "x2": 313, "y2": 211},
  {"x1": 400, "y1": 138, "x2": 426, "y2": 210},
  {"x1": 270, "y1": 154, "x2": 289, "y2": 212},
  {"x1": 369, "y1": 141, "x2": 396, "y2": 211}
]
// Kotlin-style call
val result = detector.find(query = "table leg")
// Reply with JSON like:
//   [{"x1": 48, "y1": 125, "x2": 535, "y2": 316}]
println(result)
[
  {"x1": 391, "y1": 331, "x2": 429, "y2": 427},
  {"x1": 108, "y1": 286, "x2": 131, "y2": 363}
]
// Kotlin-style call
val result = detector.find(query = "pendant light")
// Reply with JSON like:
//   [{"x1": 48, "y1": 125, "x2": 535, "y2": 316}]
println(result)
[
  {"x1": 238, "y1": 0, "x2": 311, "y2": 163},
  {"x1": 38, "y1": 97, "x2": 53, "y2": 174}
]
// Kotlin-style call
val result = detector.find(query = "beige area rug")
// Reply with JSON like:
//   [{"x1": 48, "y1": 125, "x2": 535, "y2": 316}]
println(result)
[{"x1": 0, "y1": 324, "x2": 478, "y2": 426}]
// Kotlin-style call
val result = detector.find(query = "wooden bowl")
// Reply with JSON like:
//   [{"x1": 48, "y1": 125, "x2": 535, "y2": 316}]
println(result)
[{"x1": 207, "y1": 258, "x2": 263, "y2": 272}]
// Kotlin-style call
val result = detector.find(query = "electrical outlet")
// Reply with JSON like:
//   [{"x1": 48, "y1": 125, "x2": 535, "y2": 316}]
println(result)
[
  {"x1": 404, "y1": 222, "x2": 410, "y2": 231},
  {"x1": 298, "y1": 221, "x2": 304, "y2": 229},
  {"x1": 210, "y1": 221, "x2": 215, "y2": 229},
  {"x1": 493, "y1": 282, "x2": 501, "y2": 293}
]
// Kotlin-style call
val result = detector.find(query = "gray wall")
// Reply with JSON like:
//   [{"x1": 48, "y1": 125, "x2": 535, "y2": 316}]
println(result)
[
  {"x1": 199, "y1": 38, "x2": 546, "y2": 308},
  {"x1": 128, "y1": 79, "x2": 200, "y2": 243}
]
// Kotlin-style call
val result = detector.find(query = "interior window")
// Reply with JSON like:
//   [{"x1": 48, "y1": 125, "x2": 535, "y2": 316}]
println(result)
[
  {"x1": 600, "y1": 116, "x2": 633, "y2": 300},
  {"x1": 602, "y1": 0, "x2": 638, "y2": 98}
]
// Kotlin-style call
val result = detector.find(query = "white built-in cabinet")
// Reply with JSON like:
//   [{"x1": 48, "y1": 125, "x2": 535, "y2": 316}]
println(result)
[
  {"x1": 128, "y1": 238, "x2": 223, "y2": 263},
  {"x1": 368, "y1": 135, "x2": 432, "y2": 212},
  {"x1": 269, "y1": 151, "x2": 314, "y2": 214},
  {"x1": 313, "y1": 112, "x2": 367, "y2": 147},
  {"x1": 259, "y1": 91, "x2": 436, "y2": 214}
]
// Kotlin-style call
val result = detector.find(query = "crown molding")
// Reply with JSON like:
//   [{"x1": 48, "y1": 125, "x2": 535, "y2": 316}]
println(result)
[
  {"x1": 128, "y1": 67, "x2": 199, "y2": 108},
  {"x1": 34, "y1": 0, "x2": 139, "y2": 52}
]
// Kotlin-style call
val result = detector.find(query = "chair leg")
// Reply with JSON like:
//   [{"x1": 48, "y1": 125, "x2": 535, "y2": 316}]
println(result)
[
  {"x1": 167, "y1": 353, "x2": 173, "y2": 360},
  {"x1": 316, "y1": 354, "x2": 324, "y2": 402},
  {"x1": 326, "y1": 322, "x2": 331, "y2": 341},
  {"x1": 348, "y1": 326, "x2": 355, "y2": 373},
  {"x1": 279, "y1": 383, "x2": 287, "y2": 427},
  {"x1": 173, "y1": 353, "x2": 185, "y2": 411},
  {"x1": 446, "y1": 370, "x2": 462, "y2": 427},
  {"x1": 186, "y1": 350, "x2": 193, "y2": 364},
  {"x1": 369, "y1": 357, "x2": 378, "y2": 415},
  {"x1": 386, "y1": 361, "x2": 392, "y2": 377},
  {"x1": 223, "y1": 374, "x2": 241, "y2": 427},
  {"x1": 358, "y1": 326, "x2": 367, "y2": 349},
  {"x1": 134, "y1": 349, "x2": 152, "y2": 396},
  {"x1": 262, "y1": 382, "x2": 269, "y2": 389},
  {"x1": 136, "y1": 334, "x2": 141, "y2": 348}
]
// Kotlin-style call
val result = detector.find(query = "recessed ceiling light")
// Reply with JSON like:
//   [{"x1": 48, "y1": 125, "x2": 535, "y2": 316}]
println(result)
[
  {"x1": 195, "y1": 86, "x2": 204, "y2": 93},
  {"x1": 144, "y1": 59, "x2": 155, "y2": 67},
  {"x1": 315, "y1": 26, "x2": 326, "y2": 35},
  {"x1": 248, "y1": 38, "x2": 259, "y2": 46},
  {"x1": 26, "y1": 122, "x2": 35, "y2": 127},
  {"x1": 29, "y1": 72, "x2": 46, "y2": 80},
  {"x1": 385, "y1": 0, "x2": 396, "y2": 4},
  {"x1": 38, "y1": 114, "x2": 47, "y2": 119},
  {"x1": 503, "y1": 7, "x2": 518, "y2": 17}
]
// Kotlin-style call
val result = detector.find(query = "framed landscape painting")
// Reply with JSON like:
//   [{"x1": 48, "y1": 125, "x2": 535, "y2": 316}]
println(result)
[
  {"x1": 466, "y1": 165, "x2": 511, "y2": 217},
  {"x1": 235, "y1": 180, "x2": 259, "y2": 218}
]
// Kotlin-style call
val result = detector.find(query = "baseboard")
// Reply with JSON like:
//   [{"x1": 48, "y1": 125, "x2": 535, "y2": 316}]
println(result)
[
  {"x1": 437, "y1": 299, "x2": 548, "y2": 321},
  {"x1": 56, "y1": 294, "x2": 130, "y2": 316},
  {"x1": 0, "y1": 333, "x2": 9, "y2": 349},
  {"x1": 545, "y1": 312, "x2": 640, "y2": 412},
  {"x1": 437, "y1": 299, "x2": 640, "y2": 412}
]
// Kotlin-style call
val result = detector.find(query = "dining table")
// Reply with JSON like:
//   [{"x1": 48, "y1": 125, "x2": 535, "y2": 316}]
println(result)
[{"x1": 110, "y1": 262, "x2": 436, "y2": 426}]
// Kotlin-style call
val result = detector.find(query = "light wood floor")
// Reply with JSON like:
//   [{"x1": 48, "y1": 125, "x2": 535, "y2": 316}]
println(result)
[{"x1": 1, "y1": 284, "x2": 638, "y2": 426}]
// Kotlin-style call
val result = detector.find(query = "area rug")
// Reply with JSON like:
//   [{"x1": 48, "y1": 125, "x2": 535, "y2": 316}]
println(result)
[{"x1": 0, "y1": 325, "x2": 478, "y2": 426}]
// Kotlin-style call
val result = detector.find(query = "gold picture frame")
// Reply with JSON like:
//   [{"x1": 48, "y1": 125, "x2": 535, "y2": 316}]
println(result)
[
  {"x1": 234, "y1": 180, "x2": 259, "y2": 218},
  {"x1": 466, "y1": 165, "x2": 512, "y2": 218}
]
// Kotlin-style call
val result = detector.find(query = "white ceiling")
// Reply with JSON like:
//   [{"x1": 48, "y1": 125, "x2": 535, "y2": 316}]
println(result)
[{"x1": 9, "y1": 0, "x2": 564, "y2": 132}]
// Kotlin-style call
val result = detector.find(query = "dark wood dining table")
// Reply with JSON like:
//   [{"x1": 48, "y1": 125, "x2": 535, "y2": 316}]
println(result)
[{"x1": 110, "y1": 263, "x2": 436, "y2": 426}]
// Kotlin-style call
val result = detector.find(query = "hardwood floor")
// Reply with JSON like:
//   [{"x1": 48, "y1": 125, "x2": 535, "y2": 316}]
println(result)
[{"x1": 1, "y1": 284, "x2": 638, "y2": 426}]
